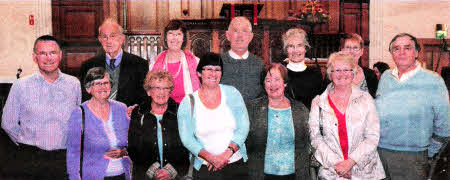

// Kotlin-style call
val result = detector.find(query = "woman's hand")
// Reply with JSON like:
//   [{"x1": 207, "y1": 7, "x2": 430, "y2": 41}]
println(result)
[
  {"x1": 334, "y1": 159, "x2": 355, "y2": 178},
  {"x1": 104, "y1": 148, "x2": 127, "y2": 159},
  {"x1": 211, "y1": 149, "x2": 233, "y2": 171},
  {"x1": 154, "y1": 169, "x2": 171, "y2": 180}
]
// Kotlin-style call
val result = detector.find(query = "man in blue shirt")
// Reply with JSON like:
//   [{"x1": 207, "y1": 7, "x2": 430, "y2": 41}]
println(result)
[
  {"x1": 1, "y1": 35, "x2": 81, "y2": 179},
  {"x1": 376, "y1": 33, "x2": 449, "y2": 180}
]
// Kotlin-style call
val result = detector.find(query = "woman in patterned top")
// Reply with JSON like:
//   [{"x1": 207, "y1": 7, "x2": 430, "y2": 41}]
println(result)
[{"x1": 247, "y1": 63, "x2": 311, "y2": 180}]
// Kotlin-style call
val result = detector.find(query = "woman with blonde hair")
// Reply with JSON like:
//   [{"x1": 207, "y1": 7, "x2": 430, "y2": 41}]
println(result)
[{"x1": 308, "y1": 52, "x2": 385, "y2": 179}]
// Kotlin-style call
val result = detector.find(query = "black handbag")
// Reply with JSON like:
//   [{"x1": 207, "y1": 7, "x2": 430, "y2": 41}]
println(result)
[{"x1": 79, "y1": 105, "x2": 86, "y2": 178}]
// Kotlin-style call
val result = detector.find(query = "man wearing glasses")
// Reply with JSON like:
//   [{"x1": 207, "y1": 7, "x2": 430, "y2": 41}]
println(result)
[
  {"x1": 1, "y1": 35, "x2": 81, "y2": 179},
  {"x1": 376, "y1": 33, "x2": 449, "y2": 180},
  {"x1": 80, "y1": 18, "x2": 148, "y2": 106}
]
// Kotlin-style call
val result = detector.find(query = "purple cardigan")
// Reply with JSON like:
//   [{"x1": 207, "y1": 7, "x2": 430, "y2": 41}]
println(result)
[{"x1": 66, "y1": 100, "x2": 131, "y2": 180}]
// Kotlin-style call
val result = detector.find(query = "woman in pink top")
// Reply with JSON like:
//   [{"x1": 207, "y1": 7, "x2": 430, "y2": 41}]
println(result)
[{"x1": 150, "y1": 20, "x2": 200, "y2": 103}]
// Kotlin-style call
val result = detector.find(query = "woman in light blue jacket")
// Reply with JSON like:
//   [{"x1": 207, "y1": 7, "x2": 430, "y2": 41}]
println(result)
[{"x1": 177, "y1": 52, "x2": 249, "y2": 179}]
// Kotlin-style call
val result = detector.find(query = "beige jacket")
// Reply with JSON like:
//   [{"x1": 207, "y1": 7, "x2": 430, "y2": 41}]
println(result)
[{"x1": 309, "y1": 85, "x2": 385, "y2": 180}]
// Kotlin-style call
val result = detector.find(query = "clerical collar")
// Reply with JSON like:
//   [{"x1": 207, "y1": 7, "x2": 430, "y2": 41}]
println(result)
[
  {"x1": 228, "y1": 50, "x2": 249, "y2": 60},
  {"x1": 286, "y1": 59, "x2": 307, "y2": 72}
]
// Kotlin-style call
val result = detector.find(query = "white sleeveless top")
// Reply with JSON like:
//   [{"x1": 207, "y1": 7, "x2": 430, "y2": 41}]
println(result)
[{"x1": 194, "y1": 92, "x2": 242, "y2": 164}]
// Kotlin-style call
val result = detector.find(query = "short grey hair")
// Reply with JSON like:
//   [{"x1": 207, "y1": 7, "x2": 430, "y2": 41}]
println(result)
[
  {"x1": 282, "y1": 28, "x2": 311, "y2": 53},
  {"x1": 98, "y1": 18, "x2": 124, "y2": 35}
]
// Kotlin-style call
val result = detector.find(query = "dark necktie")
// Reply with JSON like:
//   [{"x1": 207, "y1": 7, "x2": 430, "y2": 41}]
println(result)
[{"x1": 109, "y1": 58, "x2": 116, "y2": 70}]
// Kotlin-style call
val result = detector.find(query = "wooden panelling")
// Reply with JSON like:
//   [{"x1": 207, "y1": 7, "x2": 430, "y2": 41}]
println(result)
[
  {"x1": 105, "y1": 0, "x2": 339, "y2": 34},
  {"x1": 418, "y1": 39, "x2": 450, "y2": 74},
  {"x1": 62, "y1": 9, "x2": 98, "y2": 42},
  {"x1": 62, "y1": 47, "x2": 99, "y2": 77},
  {"x1": 340, "y1": 3, "x2": 369, "y2": 40},
  {"x1": 52, "y1": 0, "x2": 103, "y2": 77}
]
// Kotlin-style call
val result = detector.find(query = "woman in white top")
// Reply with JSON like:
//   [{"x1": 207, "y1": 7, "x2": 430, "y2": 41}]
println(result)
[{"x1": 177, "y1": 52, "x2": 250, "y2": 179}]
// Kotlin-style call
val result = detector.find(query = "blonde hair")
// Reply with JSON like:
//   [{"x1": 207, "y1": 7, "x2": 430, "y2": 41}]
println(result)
[
  {"x1": 98, "y1": 18, "x2": 124, "y2": 35},
  {"x1": 143, "y1": 70, "x2": 174, "y2": 92},
  {"x1": 282, "y1": 28, "x2": 311, "y2": 53},
  {"x1": 326, "y1": 51, "x2": 357, "y2": 79}
]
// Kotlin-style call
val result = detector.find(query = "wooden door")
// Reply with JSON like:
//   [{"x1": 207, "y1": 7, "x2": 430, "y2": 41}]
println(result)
[{"x1": 52, "y1": 0, "x2": 104, "y2": 78}]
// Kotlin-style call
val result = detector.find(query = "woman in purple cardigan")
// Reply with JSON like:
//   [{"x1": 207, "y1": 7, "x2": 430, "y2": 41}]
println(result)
[{"x1": 67, "y1": 67, "x2": 132, "y2": 180}]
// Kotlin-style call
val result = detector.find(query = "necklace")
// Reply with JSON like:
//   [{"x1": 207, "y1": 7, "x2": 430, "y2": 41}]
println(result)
[{"x1": 164, "y1": 56, "x2": 182, "y2": 78}]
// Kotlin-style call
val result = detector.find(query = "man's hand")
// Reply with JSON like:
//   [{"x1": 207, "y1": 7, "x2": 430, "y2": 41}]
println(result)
[{"x1": 127, "y1": 104, "x2": 137, "y2": 118}]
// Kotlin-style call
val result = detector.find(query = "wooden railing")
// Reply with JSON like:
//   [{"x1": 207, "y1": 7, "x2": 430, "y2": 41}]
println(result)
[{"x1": 124, "y1": 33, "x2": 163, "y2": 65}]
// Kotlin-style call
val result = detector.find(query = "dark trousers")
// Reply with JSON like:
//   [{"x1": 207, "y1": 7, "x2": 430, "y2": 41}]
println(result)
[
  {"x1": 105, "y1": 173, "x2": 126, "y2": 180},
  {"x1": 378, "y1": 147, "x2": 428, "y2": 180},
  {"x1": 1, "y1": 143, "x2": 67, "y2": 180},
  {"x1": 264, "y1": 173, "x2": 295, "y2": 180},
  {"x1": 193, "y1": 159, "x2": 248, "y2": 180}
]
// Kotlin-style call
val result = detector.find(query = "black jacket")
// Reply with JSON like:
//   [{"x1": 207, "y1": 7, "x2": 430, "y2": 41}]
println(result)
[
  {"x1": 79, "y1": 51, "x2": 149, "y2": 106},
  {"x1": 128, "y1": 98, "x2": 189, "y2": 178}
]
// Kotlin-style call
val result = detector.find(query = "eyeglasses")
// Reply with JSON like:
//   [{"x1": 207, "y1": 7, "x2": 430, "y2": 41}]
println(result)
[
  {"x1": 36, "y1": 51, "x2": 59, "y2": 57},
  {"x1": 343, "y1": 46, "x2": 361, "y2": 52},
  {"x1": 91, "y1": 81, "x2": 111, "y2": 87},
  {"x1": 99, "y1": 33, "x2": 120, "y2": 41},
  {"x1": 151, "y1": 86, "x2": 172, "y2": 92},
  {"x1": 202, "y1": 67, "x2": 221, "y2": 72},
  {"x1": 331, "y1": 69, "x2": 353, "y2": 74}
]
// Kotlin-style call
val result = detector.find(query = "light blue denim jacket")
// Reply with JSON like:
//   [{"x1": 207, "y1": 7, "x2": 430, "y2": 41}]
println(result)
[{"x1": 177, "y1": 84, "x2": 249, "y2": 170}]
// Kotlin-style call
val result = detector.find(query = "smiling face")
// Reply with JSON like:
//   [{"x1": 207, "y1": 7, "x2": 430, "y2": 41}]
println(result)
[
  {"x1": 331, "y1": 60, "x2": 354, "y2": 87},
  {"x1": 165, "y1": 29, "x2": 184, "y2": 51},
  {"x1": 342, "y1": 39, "x2": 363, "y2": 64},
  {"x1": 264, "y1": 68, "x2": 286, "y2": 100},
  {"x1": 390, "y1": 36, "x2": 418, "y2": 72},
  {"x1": 226, "y1": 17, "x2": 253, "y2": 55},
  {"x1": 98, "y1": 23, "x2": 125, "y2": 58},
  {"x1": 199, "y1": 65, "x2": 222, "y2": 88},
  {"x1": 87, "y1": 74, "x2": 111, "y2": 101},
  {"x1": 286, "y1": 35, "x2": 306, "y2": 63},
  {"x1": 147, "y1": 79, "x2": 172, "y2": 106},
  {"x1": 33, "y1": 41, "x2": 62, "y2": 75}
]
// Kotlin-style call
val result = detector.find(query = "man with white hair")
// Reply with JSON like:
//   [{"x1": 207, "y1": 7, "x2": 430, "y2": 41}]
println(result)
[{"x1": 80, "y1": 18, "x2": 148, "y2": 106}]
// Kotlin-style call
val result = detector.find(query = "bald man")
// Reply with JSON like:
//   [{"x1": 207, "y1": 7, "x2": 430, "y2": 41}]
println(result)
[{"x1": 221, "y1": 17, "x2": 264, "y2": 103}]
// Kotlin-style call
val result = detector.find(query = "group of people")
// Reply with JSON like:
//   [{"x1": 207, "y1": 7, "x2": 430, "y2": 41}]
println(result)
[{"x1": 1, "y1": 15, "x2": 448, "y2": 180}]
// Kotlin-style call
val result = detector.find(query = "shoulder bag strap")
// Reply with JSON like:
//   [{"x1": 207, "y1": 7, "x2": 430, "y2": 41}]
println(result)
[
  {"x1": 186, "y1": 94, "x2": 195, "y2": 179},
  {"x1": 319, "y1": 106, "x2": 323, "y2": 136},
  {"x1": 79, "y1": 105, "x2": 85, "y2": 179}
]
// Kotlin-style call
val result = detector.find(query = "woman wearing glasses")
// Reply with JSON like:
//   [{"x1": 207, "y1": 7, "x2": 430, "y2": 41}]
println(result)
[
  {"x1": 340, "y1": 33, "x2": 378, "y2": 98},
  {"x1": 178, "y1": 52, "x2": 250, "y2": 179},
  {"x1": 150, "y1": 20, "x2": 200, "y2": 104},
  {"x1": 67, "y1": 67, "x2": 131, "y2": 180},
  {"x1": 128, "y1": 70, "x2": 189, "y2": 180},
  {"x1": 308, "y1": 52, "x2": 385, "y2": 179}
]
